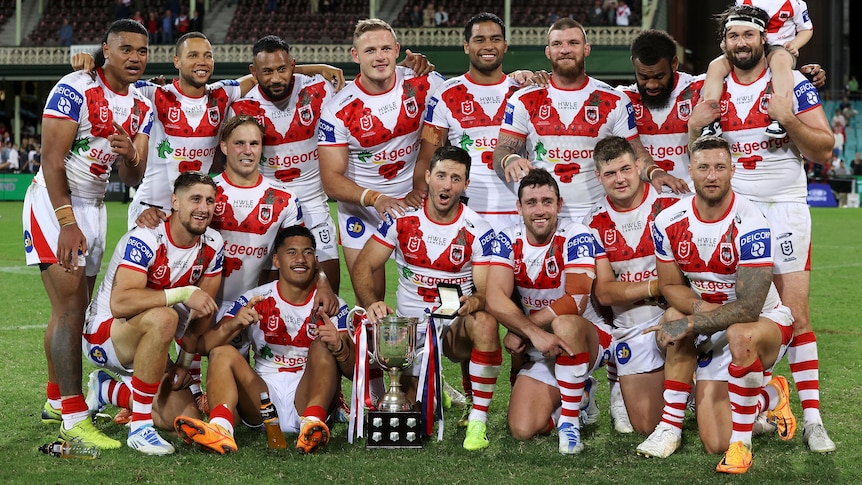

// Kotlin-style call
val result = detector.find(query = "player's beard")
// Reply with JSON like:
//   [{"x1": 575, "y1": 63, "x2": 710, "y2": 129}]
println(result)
[
  {"x1": 180, "y1": 70, "x2": 209, "y2": 90},
  {"x1": 259, "y1": 81, "x2": 291, "y2": 102},
  {"x1": 637, "y1": 80, "x2": 674, "y2": 110},
  {"x1": 727, "y1": 44, "x2": 764, "y2": 71},
  {"x1": 470, "y1": 55, "x2": 503, "y2": 77},
  {"x1": 551, "y1": 57, "x2": 585, "y2": 80}
]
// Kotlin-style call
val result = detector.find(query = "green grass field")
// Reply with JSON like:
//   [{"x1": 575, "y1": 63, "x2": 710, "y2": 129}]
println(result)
[{"x1": 0, "y1": 201, "x2": 859, "y2": 484}]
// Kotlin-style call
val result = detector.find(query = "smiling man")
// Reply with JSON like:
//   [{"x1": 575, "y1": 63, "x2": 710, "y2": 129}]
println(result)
[
  {"x1": 24, "y1": 18, "x2": 153, "y2": 449},
  {"x1": 81, "y1": 171, "x2": 224, "y2": 455},
  {"x1": 352, "y1": 146, "x2": 501, "y2": 451},
  {"x1": 318, "y1": 18, "x2": 445, "y2": 301}
]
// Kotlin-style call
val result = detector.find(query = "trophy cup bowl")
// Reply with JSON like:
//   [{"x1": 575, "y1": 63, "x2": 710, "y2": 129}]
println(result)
[{"x1": 371, "y1": 315, "x2": 417, "y2": 413}]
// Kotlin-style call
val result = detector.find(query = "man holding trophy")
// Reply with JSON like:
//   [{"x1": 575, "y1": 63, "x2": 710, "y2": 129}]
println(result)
[{"x1": 352, "y1": 146, "x2": 501, "y2": 451}]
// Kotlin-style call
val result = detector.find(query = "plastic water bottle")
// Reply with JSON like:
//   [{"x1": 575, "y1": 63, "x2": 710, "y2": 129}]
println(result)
[
  {"x1": 39, "y1": 441, "x2": 99, "y2": 459},
  {"x1": 260, "y1": 391, "x2": 287, "y2": 449}
]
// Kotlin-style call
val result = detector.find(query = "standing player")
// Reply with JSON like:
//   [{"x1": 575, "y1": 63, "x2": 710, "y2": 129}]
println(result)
[
  {"x1": 416, "y1": 12, "x2": 523, "y2": 228},
  {"x1": 352, "y1": 146, "x2": 501, "y2": 451},
  {"x1": 585, "y1": 136, "x2": 680, "y2": 437},
  {"x1": 486, "y1": 168, "x2": 612, "y2": 455},
  {"x1": 82, "y1": 171, "x2": 223, "y2": 455},
  {"x1": 648, "y1": 136, "x2": 796, "y2": 474},
  {"x1": 318, "y1": 18, "x2": 445, "y2": 300},
  {"x1": 229, "y1": 35, "x2": 340, "y2": 291},
  {"x1": 492, "y1": 18, "x2": 687, "y2": 224},
  {"x1": 687, "y1": 4, "x2": 835, "y2": 453},
  {"x1": 24, "y1": 19, "x2": 153, "y2": 449},
  {"x1": 174, "y1": 226, "x2": 353, "y2": 455}
]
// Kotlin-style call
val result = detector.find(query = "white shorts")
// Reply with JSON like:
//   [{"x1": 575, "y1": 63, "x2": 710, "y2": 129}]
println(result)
[
  {"x1": 751, "y1": 201, "x2": 811, "y2": 274},
  {"x1": 23, "y1": 182, "x2": 107, "y2": 277},
  {"x1": 519, "y1": 317, "x2": 612, "y2": 388},
  {"x1": 336, "y1": 201, "x2": 384, "y2": 251},
  {"x1": 82, "y1": 314, "x2": 135, "y2": 377},
  {"x1": 260, "y1": 371, "x2": 302, "y2": 433},
  {"x1": 612, "y1": 313, "x2": 666, "y2": 377},
  {"x1": 304, "y1": 207, "x2": 339, "y2": 262},
  {"x1": 476, "y1": 212, "x2": 520, "y2": 232}
]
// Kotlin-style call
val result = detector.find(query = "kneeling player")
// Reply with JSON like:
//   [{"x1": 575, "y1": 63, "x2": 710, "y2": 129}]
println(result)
[
  {"x1": 646, "y1": 136, "x2": 795, "y2": 473},
  {"x1": 486, "y1": 169, "x2": 612, "y2": 455},
  {"x1": 173, "y1": 226, "x2": 352, "y2": 454},
  {"x1": 585, "y1": 137, "x2": 681, "y2": 438}
]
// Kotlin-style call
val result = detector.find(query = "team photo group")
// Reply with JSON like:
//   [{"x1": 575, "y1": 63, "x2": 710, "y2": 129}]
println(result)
[{"x1": 23, "y1": 0, "x2": 836, "y2": 476}]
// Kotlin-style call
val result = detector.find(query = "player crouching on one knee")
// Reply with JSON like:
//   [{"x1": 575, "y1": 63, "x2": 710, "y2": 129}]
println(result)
[
  {"x1": 173, "y1": 225, "x2": 354, "y2": 454},
  {"x1": 486, "y1": 168, "x2": 613, "y2": 455}
]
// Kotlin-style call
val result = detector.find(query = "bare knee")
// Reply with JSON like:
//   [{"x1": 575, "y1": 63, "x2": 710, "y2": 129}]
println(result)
[
  {"x1": 470, "y1": 311, "x2": 500, "y2": 347},
  {"x1": 141, "y1": 307, "x2": 180, "y2": 342},
  {"x1": 508, "y1": 418, "x2": 540, "y2": 441},
  {"x1": 726, "y1": 324, "x2": 756, "y2": 360}
]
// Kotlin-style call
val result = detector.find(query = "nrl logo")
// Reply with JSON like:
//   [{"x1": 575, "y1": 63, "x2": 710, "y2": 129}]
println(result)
[
  {"x1": 360, "y1": 114, "x2": 374, "y2": 132},
  {"x1": 168, "y1": 107, "x2": 181, "y2": 123},
  {"x1": 461, "y1": 100, "x2": 474, "y2": 115},
  {"x1": 633, "y1": 103, "x2": 643, "y2": 119},
  {"x1": 604, "y1": 229, "x2": 616, "y2": 246},
  {"x1": 678, "y1": 240, "x2": 690, "y2": 259},
  {"x1": 539, "y1": 104, "x2": 552, "y2": 120},
  {"x1": 99, "y1": 106, "x2": 110, "y2": 123},
  {"x1": 407, "y1": 235, "x2": 421, "y2": 253}
]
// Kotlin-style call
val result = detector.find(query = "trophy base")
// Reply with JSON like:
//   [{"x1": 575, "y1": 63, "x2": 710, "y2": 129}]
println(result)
[{"x1": 365, "y1": 410, "x2": 424, "y2": 449}]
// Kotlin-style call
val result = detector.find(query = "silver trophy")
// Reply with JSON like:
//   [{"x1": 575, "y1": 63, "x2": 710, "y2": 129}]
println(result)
[{"x1": 371, "y1": 315, "x2": 417, "y2": 413}]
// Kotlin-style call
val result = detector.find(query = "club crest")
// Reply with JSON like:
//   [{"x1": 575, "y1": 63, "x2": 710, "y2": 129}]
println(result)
[
  {"x1": 207, "y1": 105, "x2": 220, "y2": 126},
  {"x1": 404, "y1": 96, "x2": 419, "y2": 117},
  {"x1": 191, "y1": 264, "x2": 203, "y2": 282},
  {"x1": 259, "y1": 204, "x2": 273, "y2": 225},
  {"x1": 545, "y1": 256, "x2": 559, "y2": 278},
  {"x1": 758, "y1": 94, "x2": 771, "y2": 114},
  {"x1": 450, "y1": 244, "x2": 465, "y2": 265},
  {"x1": 585, "y1": 105, "x2": 599, "y2": 124},
  {"x1": 719, "y1": 242, "x2": 734, "y2": 266},
  {"x1": 129, "y1": 114, "x2": 140, "y2": 134},
  {"x1": 298, "y1": 104, "x2": 314, "y2": 126},
  {"x1": 677, "y1": 99, "x2": 691, "y2": 121}
]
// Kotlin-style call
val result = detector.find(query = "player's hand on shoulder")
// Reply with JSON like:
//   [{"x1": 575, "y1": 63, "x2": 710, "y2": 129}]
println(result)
[
  {"x1": 800, "y1": 64, "x2": 826, "y2": 89},
  {"x1": 689, "y1": 98, "x2": 721, "y2": 133},
  {"x1": 511, "y1": 69, "x2": 550, "y2": 88},
  {"x1": 71, "y1": 52, "x2": 96, "y2": 75},
  {"x1": 135, "y1": 206, "x2": 170, "y2": 229},
  {"x1": 650, "y1": 169, "x2": 690, "y2": 194},
  {"x1": 312, "y1": 279, "x2": 340, "y2": 316},
  {"x1": 373, "y1": 194, "x2": 408, "y2": 220},
  {"x1": 403, "y1": 188, "x2": 427, "y2": 209}
]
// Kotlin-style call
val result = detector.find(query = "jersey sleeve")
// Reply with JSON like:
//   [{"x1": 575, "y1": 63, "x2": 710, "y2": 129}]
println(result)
[
  {"x1": 500, "y1": 92, "x2": 530, "y2": 137},
  {"x1": 612, "y1": 95, "x2": 638, "y2": 140},
  {"x1": 791, "y1": 71, "x2": 821, "y2": 114},
  {"x1": 425, "y1": 83, "x2": 451, "y2": 129},
  {"x1": 43, "y1": 80, "x2": 85, "y2": 122},
  {"x1": 371, "y1": 213, "x2": 399, "y2": 249},
  {"x1": 651, "y1": 214, "x2": 674, "y2": 263},
  {"x1": 563, "y1": 223, "x2": 598, "y2": 271},
  {"x1": 490, "y1": 228, "x2": 516, "y2": 268},
  {"x1": 204, "y1": 231, "x2": 224, "y2": 277},
  {"x1": 472, "y1": 222, "x2": 496, "y2": 265},
  {"x1": 214, "y1": 79, "x2": 243, "y2": 104},
  {"x1": 117, "y1": 229, "x2": 157, "y2": 274},
  {"x1": 317, "y1": 94, "x2": 347, "y2": 147},
  {"x1": 793, "y1": 0, "x2": 813, "y2": 32},
  {"x1": 332, "y1": 299, "x2": 350, "y2": 332}
]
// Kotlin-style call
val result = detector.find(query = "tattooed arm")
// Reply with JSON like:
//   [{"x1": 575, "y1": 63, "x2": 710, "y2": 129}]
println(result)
[
  {"x1": 655, "y1": 265, "x2": 773, "y2": 344},
  {"x1": 492, "y1": 131, "x2": 532, "y2": 183}
]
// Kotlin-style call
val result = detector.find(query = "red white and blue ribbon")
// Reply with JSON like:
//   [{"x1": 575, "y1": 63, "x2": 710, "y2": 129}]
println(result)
[
  {"x1": 416, "y1": 316, "x2": 444, "y2": 441},
  {"x1": 348, "y1": 308, "x2": 374, "y2": 443}
]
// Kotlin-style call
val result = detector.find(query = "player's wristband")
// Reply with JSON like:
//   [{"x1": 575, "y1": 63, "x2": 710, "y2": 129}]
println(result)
[
  {"x1": 647, "y1": 166, "x2": 666, "y2": 181},
  {"x1": 331, "y1": 339, "x2": 350, "y2": 363},
  {"x1": 177, "y1": 350, "x2": 195, "y2": 369},
  {"x1": 165, "y1": 286, "x2": 197, "y2": 306},
  {"x1": 501, "y1": 154, "x2": 519, "y2": 170},
  {"x1": 359, "y1": 188, "x2": 370, "y2": 206},
  {"x1": 54, "y1": 205, "x2": 77, "y2": 227}
]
